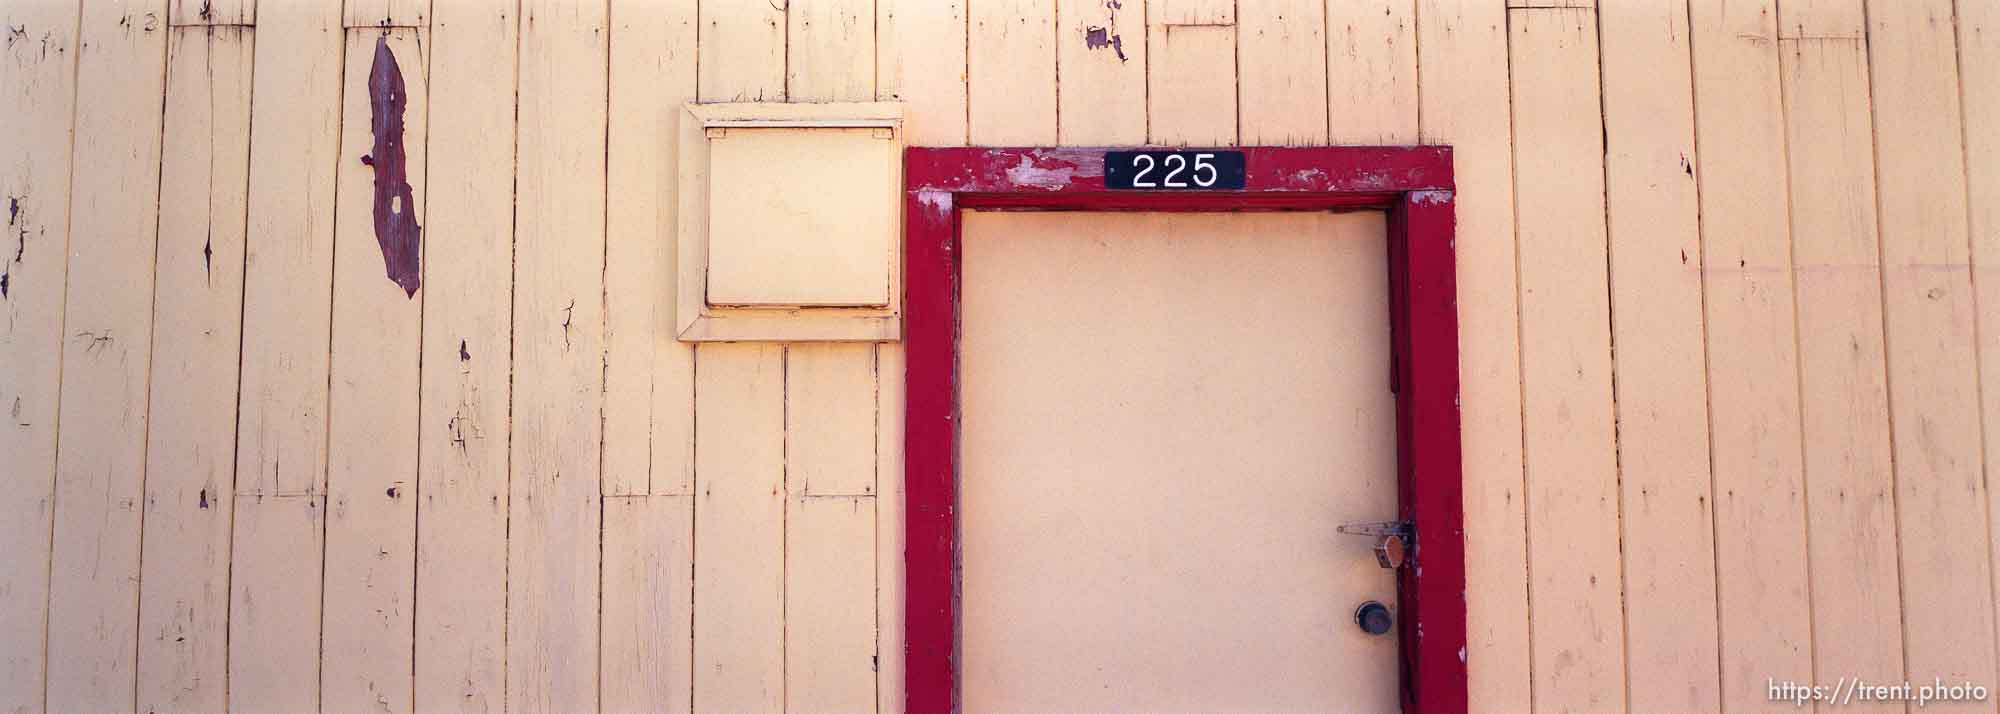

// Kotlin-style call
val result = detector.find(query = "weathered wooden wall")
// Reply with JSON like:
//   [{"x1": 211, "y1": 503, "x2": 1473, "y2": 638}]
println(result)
[{"x1": 1, "y1": 0, "x2": 1997, "y2": 712}]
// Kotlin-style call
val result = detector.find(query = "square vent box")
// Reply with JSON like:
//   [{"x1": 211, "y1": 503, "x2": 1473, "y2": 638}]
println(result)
[{"x1": 677, "y1": 102, "x2": 903, "y2": 342}]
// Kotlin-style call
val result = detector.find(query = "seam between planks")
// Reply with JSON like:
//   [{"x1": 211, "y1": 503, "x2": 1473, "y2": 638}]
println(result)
[
  {"x1": 37, "y1": 0, "x2": 87, "y2": 707},
  {"x1": 1769, "y1": 0, "x2": 1825, "y2": 691},
  {"x1": 128, "y1": 10, "x2": 178, "y2": 710},
  {"x1": 1946, "y1": 0, "x2": 2000, "y2": 691},
  {"x1": 1587, "y1": 6, "x2": 1636, "y2": 714},
  {"x1": 1500, "y1": 5, "x2": 1538, "y2": 712},
  {"x1": 1856, "y1": 0, "x2": 1916, "y2": 687}
]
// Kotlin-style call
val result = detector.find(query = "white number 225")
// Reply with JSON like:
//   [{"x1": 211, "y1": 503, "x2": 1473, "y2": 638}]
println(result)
[{"x1": 1130, "y1": 152, "x2": 1219, "y2": 188}]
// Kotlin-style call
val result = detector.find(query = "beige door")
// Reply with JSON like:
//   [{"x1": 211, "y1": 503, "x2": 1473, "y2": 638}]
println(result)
[{"x1": 959, "y1": 211, "x2": 1401, "y2": 713}]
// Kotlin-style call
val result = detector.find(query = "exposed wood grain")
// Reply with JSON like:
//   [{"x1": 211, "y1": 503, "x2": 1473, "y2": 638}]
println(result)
[
  {"x1": 875, "y1": 342, "x2": 907, "y2": 714},
  {"x1": 1598, "y1": 2, "x2": 1721, "y2": 711},
  {"x1": 1147, "y1": 23, "x2": 1236, "y2": 146},
  {"x1": 1775, "y1": 0, "x2": 1903, "y2": 705},
  {"x1": 1414, "y1": 1, "x2": 1529, "y2": 709},
  {"x1": 1237, "y1": 1, "x2": 1327, "y2": 144},
  {"x1": 785, "y1": 495, "x2": 877, "y2": 713},
  {"x1": 602, "y1": 495, "x2": 696, "y2": 714},
  {"x1": 508, "y1": 1, "x2": 608, "y2": 711},
  {"x1": 1325, "y1": 0, "x2": 1417, "y2": 144},
  {"x1": 229, "y1": 495, "x2": 325, "y2": 713},
  {"x1": 1866, "y1": 0, "x2": 2000, "y2": 687},
  {"x1": 877, "y1": 0, "x2": 967, "y2": 145},
  {"x1": 1506, "y1": 8, "x2": 1626, "y2": 712},
  {"x1": 413, "y1": 2, "x2": 517, "y2": 709},
  {"x1": 322, "y1": 28, "x2": 427, "y2": 714},
  {"x1": 236, "y1": 0, "x2": 342, "y2": 498},
  {"x1": 694, "y1": 343, "x2": 787, "y2": 714},
  {"x1": 789, "y1": 0, "x2": 873, "y2": 102},
  {"x1": 1056, "y1": 0, "x2": 1145, "y2": 144},
  {"x1": 346, "y1": 0, "x2": 429, "y2": 28},
  {"x1": 1960, "y1": 0, "x2": 2000, "y2": 683},
  {"x1": 42, "y1": 0, "x2": 170, "y2": 708},
  {"x1": 786, "y1": 344, "x2": 877, "y2": 496},
  {"x1": 699, "y1": 0, "x2": 784, "y2": 102},
  {"x1": 170, "y1": 0, "x2": 252, "y2": 26},
  {"x1": 604, "y1": 0, "x2": 695, "y2": 496},
  {"x1": 968, "y1": 0, "x2": 1056, "y2": 145},
  {"x1": 0, "y1": 0, "x2": 79, "y2": 707},
  {"x1": 135, "y1": 25, "x2": 253, "y2": 714}
]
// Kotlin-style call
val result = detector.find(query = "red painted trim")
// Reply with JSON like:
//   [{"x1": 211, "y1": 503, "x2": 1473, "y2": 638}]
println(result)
[{"x1": 904, "y1": 146, "x2": 1464, "y2": 714}]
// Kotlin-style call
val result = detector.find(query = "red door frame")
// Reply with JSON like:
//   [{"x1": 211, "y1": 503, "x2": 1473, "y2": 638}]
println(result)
[{"x1": 903, "y1": 146, "x2": 1465, "y2": 714}]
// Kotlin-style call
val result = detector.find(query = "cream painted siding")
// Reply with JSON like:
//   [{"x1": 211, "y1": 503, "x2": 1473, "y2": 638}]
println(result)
[{"x1": 1, "y1": 0, "x2": 1997, "y2": 712}]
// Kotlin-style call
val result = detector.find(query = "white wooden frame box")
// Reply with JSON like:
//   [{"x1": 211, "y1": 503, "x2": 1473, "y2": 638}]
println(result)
[{"x1": 677, "y1": 101, "x2": 904, "y2": 342}]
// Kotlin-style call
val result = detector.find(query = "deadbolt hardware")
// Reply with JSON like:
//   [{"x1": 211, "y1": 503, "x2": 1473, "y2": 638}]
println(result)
[{"x1": 1337, "y1": 520, "x2": 1414, "y2": 570}]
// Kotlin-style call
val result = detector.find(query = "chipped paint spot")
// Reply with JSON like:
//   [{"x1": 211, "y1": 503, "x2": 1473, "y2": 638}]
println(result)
[
  {"x1": 1004, "y1": 156, "x2": 1078, "y2": 190},
  {"x1": 366, "y1": 35, "x2": 422, "y2": 297},
  {"x1": 1411, "y1": 190, "x2": 1454, "y2": 206},
  {"x1": 1083, "y1": 26, "x2": 1128, "y2": 61},
  {"x1": 917, "y1": 191, "x2": 953, "y2": 217}
]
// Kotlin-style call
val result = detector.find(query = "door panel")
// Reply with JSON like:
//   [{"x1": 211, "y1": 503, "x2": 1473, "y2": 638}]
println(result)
[{"x1": 959, "y1": 211, "x2": 1399, "y2": 712}]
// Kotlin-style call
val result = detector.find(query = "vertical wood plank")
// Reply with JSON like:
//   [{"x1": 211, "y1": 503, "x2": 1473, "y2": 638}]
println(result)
[
  {"x1": 346, "y1": 0, "x2": 429, "y2": 28},
  {"x1": 0, "y1": 1, "x2": 79, "y2": 708},
  {"x1": 786, "y1": 344, "x2": 877, "y2": 497},
  {"x1": 1325, "y1": 0, "x2": 1417, "y2": 143},
  {"x1": 1776, "y1": 0, "x2": 1903, "y2": 705},
  {"x1": 1506, "y1": 8, "x2": 1626, "y2": 711},
  {"x1": 1416, "y1": 0, "x2": 1530, "y2": 710},
  {"x1": 228, "y1": 0, "x2": 343, "y2": 706},
  {"x1": 968, "y1": 0, "x2": 1056, "y2": 145},
  {"x1": 1597, "y1": 2, "x2": 1721, "y2": 710},
  {"x1": 788, "y1": 0, "x2": 873, "y2": 102},
  {"x1": 135, "y1": 25, "x2": 253, "y2": 714},
  {"x1": 777, "y1": 11, "x2": 883, "y2": 710},
  {"x1": 602, "y1": 495, "x2": 696, "y2": 714},
  {"x1": 1147, "y1": 22, "x2": 1236, "y2": 146},
  {"x1": 691, "y1": 13, "x2": 786, "y2": 711},
  {"x1": 698, "y1": 0, "x2": 784, "y2": 102},
  {"x1": 1237, "y1": 1, "x2": 1327, "y2": 144},
  {"x1": 694, "y1": 343, "x2": 787, "y2": 714},
  {"x1": 322, "y1": 27, "x2": 427, "y2": 714},
  {"x1": 600, "y1": 1, "x2": 697, "y2": 709},
  {"x1": 414, "y1": 1, "x2": 517, "y2": 709},
  {"x1": 170, "y1": 0, "x2": 253, "y2": 26},
  {"x1": 42, "y1": 0, "x2": 170, "y2": 708},
  {"x1": 220, "y1": 16, "x2": 343, "y2": 706},
  {"x1": 875, "y1": 342, "x2": 906, "y2": 714},
  {"x1": 877, "y1": 0, "x2": 967, "y2": 145},
  {"x1": 1056, "y1": 0, "x2": 1145, "y2": 144},
  {"x1": 1866, "y1": 0, "x2": 2000, "y2": 686},
  {"x1": 785, "y1": 495, "x2": 877, "y2": 713},
  {"x1": 508, "y1": 0, "x2": 607, "y2": 710},
  {"x1": 229, "y1": 496, "x2": 326, "y2": 712},
  {"x1": 1688, "y1": 0, "x2": 1817, "y2": 706},
  {"x1": 604, "y1": 0, "x2": 695, "y2": 497},
  {"x1": 1962, "y1": 0, "x2": 2000, "y2": 683},
  {"x1": 236, "y1": 0, "x2": 342, "y2": 499}
]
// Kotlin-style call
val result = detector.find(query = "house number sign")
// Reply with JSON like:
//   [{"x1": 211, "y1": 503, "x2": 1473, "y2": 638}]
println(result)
[{"x1": 1103, "y1": 150, "x2": 1247, "y2": 190}]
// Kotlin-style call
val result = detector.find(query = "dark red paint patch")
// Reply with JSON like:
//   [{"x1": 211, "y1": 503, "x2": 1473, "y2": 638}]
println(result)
[{"x1": 366, "y1": 34, "x2": 421, "y2": 297}]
